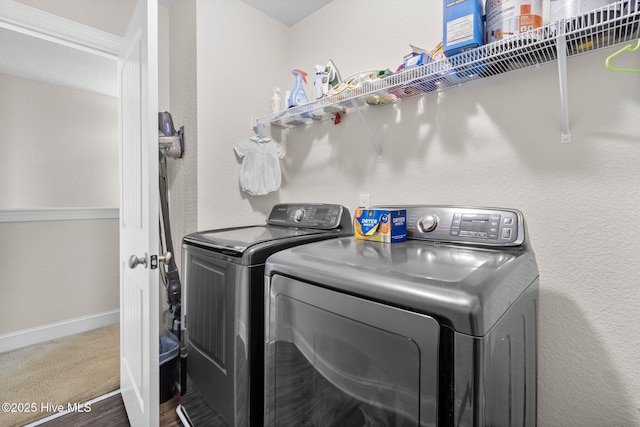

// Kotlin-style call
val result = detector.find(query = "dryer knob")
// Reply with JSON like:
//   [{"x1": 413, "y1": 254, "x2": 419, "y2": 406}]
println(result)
[
  {"x1": 293, "y1": 209, "x2": 305, "y2": 222},
  {"x1": 418, "y1": 214, "x2": 439, "y2": 233}
]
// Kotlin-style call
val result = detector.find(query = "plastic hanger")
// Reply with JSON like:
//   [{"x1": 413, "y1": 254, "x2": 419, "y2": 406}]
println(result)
[
  {"x1": 251, "y1": 124, "x2": 272, "y2": 142},
  {"x1": 605, "y1": 39, "x2": 640, "y2": 73}
]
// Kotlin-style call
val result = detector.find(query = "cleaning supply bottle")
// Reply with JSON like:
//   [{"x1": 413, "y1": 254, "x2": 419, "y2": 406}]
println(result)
[
  {"x1": 287, "y1": 69, "x2": 308, "y2": 107},
  {"x1": 284, "y1": 91, "x2": 290, "y2": 111},
  {"x1": 313, "y1": 65, "x2": 325, "y2": 100},
  {"x1": 271, "y1": 87, "x2": 281, "y2": 113}
]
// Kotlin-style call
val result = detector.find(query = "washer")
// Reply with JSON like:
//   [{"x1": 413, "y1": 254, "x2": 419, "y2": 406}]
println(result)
[
  {"x1": 264, "y1": 205, "x2": 539, "y2": 427},
  {"x1": 181, "y1": 203, "x2": 352, "y2": 426}
]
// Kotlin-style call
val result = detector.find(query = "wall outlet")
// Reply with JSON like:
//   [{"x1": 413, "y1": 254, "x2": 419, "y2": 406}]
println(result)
[{"x1": 358, "y1": 193, "x2": 370, "y2": 208}]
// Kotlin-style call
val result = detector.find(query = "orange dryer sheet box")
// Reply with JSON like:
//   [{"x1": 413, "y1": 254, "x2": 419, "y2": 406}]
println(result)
[{"x1": 354, "y1": 209, "x2": 407, "y2": 243}]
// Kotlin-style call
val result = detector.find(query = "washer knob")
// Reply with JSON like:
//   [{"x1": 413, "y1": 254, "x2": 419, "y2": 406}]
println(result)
[
  {"x1": 293, "y1": 209, "x2": 305, "y2": 222},
  {"x1": 418, "y1": 214, "x2": 439, "y2": 233}
]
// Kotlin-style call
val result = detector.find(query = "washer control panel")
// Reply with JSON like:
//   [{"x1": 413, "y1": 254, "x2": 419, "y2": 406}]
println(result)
[
  {"x1": 267, "y1": 203, "x2": 347, "y2": 229},
  {"x1": 376, "y1": 205, "x2": 525, "y2": 246}
]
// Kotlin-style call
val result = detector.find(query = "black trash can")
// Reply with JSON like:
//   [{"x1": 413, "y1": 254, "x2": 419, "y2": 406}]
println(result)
[{"x1": 159, "y1": 334, "x2": 180, "y2": 403}]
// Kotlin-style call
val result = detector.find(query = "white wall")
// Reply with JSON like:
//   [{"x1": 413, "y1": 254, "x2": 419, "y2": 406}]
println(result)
[
  {"x1": 0, "y1": 0, "x2": 131, "y2": 343},
  {"x1": 0, "y1": 219, "x2": 119, "y2": 333},
  {"x1": 194, "y1": 0, "x2": 640, "y2": 425},
  {"x1": 0, "y1": 0, "x2": 189, "y2": 345},
  {"x1": 0, "y1": 75, "x2": 119, "y2": 208},
  {"x1": 196, "y1": 0, "x2": 290, "y2": 229},
  {"x1": 0, "y1": 73, "x2": 120, "y2": 337}
]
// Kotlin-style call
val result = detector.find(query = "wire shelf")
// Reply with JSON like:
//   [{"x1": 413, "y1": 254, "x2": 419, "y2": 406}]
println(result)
[{"x1": 254, "y1": 0, "x2": 640, "y2": 130}]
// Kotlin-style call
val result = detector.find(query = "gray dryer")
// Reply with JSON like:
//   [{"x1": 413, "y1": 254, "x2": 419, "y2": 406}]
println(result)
[{"x1": 181, "y1": 203, "x2": 352, "y2": 426}]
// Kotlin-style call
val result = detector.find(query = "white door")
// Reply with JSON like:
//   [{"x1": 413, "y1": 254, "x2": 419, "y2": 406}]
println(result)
[{"x1": 119, "y1": 0, "x2": 159, "y2": 425}]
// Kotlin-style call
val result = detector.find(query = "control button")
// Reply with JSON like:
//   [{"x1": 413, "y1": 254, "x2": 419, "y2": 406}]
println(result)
[
  {"x1": 293, "y1": 209, "x2": 305, "y2": 222},
  {"x1": 417, "y1": 214, "x2": 439, "y2": 233},
  {"x1": 502, "y1": 228, "x2": 512, "y2": 239},
  {"x1": 504, "y1": 217, "x2": 514, "y2": 225}
]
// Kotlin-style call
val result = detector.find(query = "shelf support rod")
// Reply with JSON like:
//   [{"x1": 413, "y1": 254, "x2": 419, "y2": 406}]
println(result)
[
  {"x1": 557, "y1": 21, "x2": 572, "y2": 143},
  {"x1": 350, "y1": 99, "x2": 383, "y2": 161}
]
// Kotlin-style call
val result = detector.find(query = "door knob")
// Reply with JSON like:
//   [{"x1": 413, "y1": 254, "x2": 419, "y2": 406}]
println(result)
[
  {"x1": 158, "y1": 251, "x2": 172, "y2": 265},
  {"x1": 149, "y1": 252, "x2": 172, "y2": 269},
  {"x1": 128, "y1": 253, "x2": 148, "y2": 269}
]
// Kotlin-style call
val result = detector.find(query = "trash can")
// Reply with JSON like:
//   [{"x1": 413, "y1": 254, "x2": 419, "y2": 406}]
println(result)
[{"x1": 159, "y1": 334, "x2": 180, "y2": 403}]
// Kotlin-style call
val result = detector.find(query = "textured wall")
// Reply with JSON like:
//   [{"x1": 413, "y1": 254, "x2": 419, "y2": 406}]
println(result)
[
  {"x1": 167, "y1": 0, "x2": 198, "y2": 270},
  {"x1": 195, "y1": 0, "x2": 640, "y2": 425},
  {"x1": 196, "y1": 0, "x2": 291, "y2": 230}
]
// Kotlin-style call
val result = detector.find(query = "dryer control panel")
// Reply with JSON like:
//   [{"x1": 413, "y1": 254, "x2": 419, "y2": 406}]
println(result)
[
  {"x1": 267, "y1": 203, "x2": 349, "y2": 230},
  {"x1": 376, "y1": 205, "x2": 526, "y2": 246}
]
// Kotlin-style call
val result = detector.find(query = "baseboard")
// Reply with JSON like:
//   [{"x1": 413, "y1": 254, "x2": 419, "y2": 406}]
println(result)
[
  {"x1": 25, "y1": 389, "x2": 122, "y2": 427},
  {"x1": 0, "y1": 310, "x2": 119, "y2": 353}
]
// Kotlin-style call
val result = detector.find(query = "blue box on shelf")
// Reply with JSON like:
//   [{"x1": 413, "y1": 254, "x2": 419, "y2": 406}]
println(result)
[{"x1": 443, "y1": 0, "x2": 485, "y2": 57}]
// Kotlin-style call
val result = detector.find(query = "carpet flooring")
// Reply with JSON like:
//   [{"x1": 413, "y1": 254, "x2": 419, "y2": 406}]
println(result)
[{"x1": 0, "y1": 324, "x2": 120, "y2": 427}]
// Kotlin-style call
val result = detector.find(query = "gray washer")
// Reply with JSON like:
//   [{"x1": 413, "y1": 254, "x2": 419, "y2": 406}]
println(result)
[{"x1": 265, "y1": 205, "x2": 539, "y2": 427}]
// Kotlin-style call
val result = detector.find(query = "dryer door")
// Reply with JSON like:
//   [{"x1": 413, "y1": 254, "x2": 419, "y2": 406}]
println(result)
[
  {"x1": 266, "y1": 275, "x2": 441, "y2": 427},
  {"x1": 182, "y1": 245, "x2": 245, "y2": 425}
]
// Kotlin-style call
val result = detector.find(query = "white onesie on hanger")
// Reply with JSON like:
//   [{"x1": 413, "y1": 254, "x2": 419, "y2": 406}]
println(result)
[{"x1": 234, "y1": 136, "x2": 286, "y2": 196}]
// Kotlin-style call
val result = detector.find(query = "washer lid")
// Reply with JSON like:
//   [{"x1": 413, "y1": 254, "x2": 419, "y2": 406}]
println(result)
[
  {"x1": 266, "y1": 237, "x2": 539, "y2": 336},
  {"x1": 183, "y1": 225, "x2": 327, "y2": 255}
]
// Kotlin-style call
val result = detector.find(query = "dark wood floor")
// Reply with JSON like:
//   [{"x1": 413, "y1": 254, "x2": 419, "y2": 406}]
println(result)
[{"x1": 39, "y1": 391, "x2": 184, "y2": 427}]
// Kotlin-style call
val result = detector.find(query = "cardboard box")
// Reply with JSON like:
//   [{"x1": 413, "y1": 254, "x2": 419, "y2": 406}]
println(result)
[
  {"x1": 443, "y1": 0, "x2": 485, "y2": 57},
  {"x1": 354, "y1": 209, "x2": 407, "y2": 243}
]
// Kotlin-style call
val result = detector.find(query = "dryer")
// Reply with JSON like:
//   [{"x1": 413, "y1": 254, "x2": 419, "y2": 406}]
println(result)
[
  {"x1": 181, "y1": 203, "x2": 351, "y2": 426},
  {"x1": 264, "y1": 205, "x2": 539, "y2": 427}
]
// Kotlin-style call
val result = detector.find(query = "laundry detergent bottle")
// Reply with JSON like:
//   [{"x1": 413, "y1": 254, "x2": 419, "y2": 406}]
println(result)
[{"x1": 288, "y1": 69, "x2": 308, "y2": 108}]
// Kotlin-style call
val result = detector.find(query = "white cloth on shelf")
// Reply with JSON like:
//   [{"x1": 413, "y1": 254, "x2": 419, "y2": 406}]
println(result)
[{"x1": 234, "y1": 137, "x2": 286, "y2": 196}]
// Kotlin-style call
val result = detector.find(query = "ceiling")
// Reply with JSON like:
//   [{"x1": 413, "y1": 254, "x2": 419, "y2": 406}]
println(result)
[
  {"x1": 0, "y1": 0, "x2": 334, "y2": 97},
  {"x1": 240, "y1": 0, "x2": 334, "y2": 26}
]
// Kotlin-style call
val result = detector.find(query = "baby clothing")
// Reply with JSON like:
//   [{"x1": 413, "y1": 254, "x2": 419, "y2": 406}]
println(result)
[{"x1": 234, "y1": 137, "x2": 286, "y2": 196}]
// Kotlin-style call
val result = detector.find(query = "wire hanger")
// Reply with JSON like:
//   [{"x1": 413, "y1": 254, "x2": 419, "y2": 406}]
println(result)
[{"x1": 605, "y1": 39, "x2": 640, "y2": 73}]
